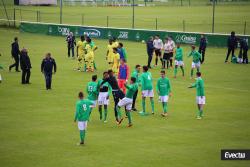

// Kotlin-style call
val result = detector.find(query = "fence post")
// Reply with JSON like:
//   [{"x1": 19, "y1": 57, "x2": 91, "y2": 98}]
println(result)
[
  {"x1": 81, "y1": 14, "x2": 84, "y2": 25},
  {"x1": 20, "y1": 9, "x2": 22, "y2": 21},
  {"x1": 107, "y1": 16, "x2": 109, "y2": 27},
  {"x1": 183, "y1": 20, "x2": 185, "y2": 32},
  {"x1": 244, "y1": 21, "x2": 247, "y2": 35},
  {"x1": 189, "y1": 0, "x2": 191, "y2": 6},
  {"x1": 181, "y1": 0, "x2": 183, "y2": 6},
  {"x1": 13, "y1": 8, "x2": 16, "y2": 27},
  {"x1": 39, "y1": 11, "x2": 41, "y2": 22},
  {"x1": 155, "y1": 18, "x2": 158, "y2": 30},
  {"x1": 36, "y1": 11, "x2": 39, "y2": 22}
]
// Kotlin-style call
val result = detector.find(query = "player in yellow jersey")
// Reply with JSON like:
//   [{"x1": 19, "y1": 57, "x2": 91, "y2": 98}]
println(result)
[
  {"x1": 112, "y1": 48, "x2": 120, "y2": 75},
  {"x1": 76, "y1": 36, "x2": 86, "y2": 71},
  {"x1": 106, "y1": 39, "x2": 114, "y2": 70},
  {"x1": 112, "y1": 37, "x2": 119, "y2": 49},
  {"x1": 85, "y1": 37, "x2": 98, "y2": 72}
]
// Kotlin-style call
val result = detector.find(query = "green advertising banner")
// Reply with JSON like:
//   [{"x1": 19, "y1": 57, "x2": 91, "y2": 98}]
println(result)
[{"x1": 20, "y1": 22, "x2": 249, "y2": 47}]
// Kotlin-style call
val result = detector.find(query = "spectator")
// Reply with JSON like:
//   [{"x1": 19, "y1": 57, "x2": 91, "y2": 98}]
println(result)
[
  {"x1": 146, "y1": 36, "x2": 154, "y2": 68},
  {"x1": 225, "y1": 31, "x2": 237, "y2": 63},
  {"x1": 66, "y1": 32, "x2": 76, "y2": 58},
  {"x1": 41, "y1": 53, "x2": 57, "y2": 90},
  {"x1": 20, "y1": 48, "x2": 31, "y2": 84},
  {"x1": 9, "y1": 37, "x2": 20, "y2": 72},
  {"x1": 239, "y1": 38, "x2": 248, "y2": 64},
  {"x1": 198, "y1": 34, "x2": 207, "y2": 64}
]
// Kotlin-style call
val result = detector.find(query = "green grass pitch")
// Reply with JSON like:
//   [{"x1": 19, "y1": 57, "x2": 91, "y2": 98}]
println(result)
[{"x1": 0, "y1": 27, "x2": 249, "y2": 167}]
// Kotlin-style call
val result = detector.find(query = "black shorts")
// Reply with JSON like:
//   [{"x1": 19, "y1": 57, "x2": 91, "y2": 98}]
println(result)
[
  {"x1": 155, "y1": 49, "x2": 162, "y2": 57},
  {"x1": 163, "y1": 52, "x2": 173, "y2": 61}
]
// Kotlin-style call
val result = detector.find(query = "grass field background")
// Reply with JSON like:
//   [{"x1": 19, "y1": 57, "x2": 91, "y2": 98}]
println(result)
[
  {"x1": 1, "y1": 4, "x2": 250, "y2": 34},
  {"x1": 0, "y1": 27, "x2": 250, "y2": 167}
]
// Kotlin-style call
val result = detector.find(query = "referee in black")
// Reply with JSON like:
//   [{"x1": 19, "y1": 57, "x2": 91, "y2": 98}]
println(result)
[
  {"x1": 9, "y1": 37, "x2": 20, "y2": 72},
  {"x1": 41, "y1": 53, "x2": 57, "y2": 90},
  {"x1": 101, "y1": 70, "x2": 125, "y2": 123}
]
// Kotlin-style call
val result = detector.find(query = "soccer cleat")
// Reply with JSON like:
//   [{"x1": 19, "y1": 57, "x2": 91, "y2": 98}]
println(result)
[
  {"x1": 161, "y1": 113, "x2": 168, "y2": 117},
  {"x1": 196, "y1": 116, "x2": 202, "y2": 120},
  {"x1": 77, "y1": 141, "x2": 84, "y2": 146},
  {"x1": 132, "y1": 108, "x2": 137, "y2": 112},
  {"x1": 118, "y1": 118, "x2": 124, "y2": 125},
  {"x1": 127, "y1": 124, "x2": 133, "y2": 127},
  {"x1": 151, "y1": 112, "x2": 155, "y2": 115}
]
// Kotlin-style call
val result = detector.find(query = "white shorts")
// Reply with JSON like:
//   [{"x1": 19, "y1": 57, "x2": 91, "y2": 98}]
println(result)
[
  {"x1": 78, "y1": 121, "x2": 88, "y2": 130},
  {"x1": 142, "y1": 90, "x2": 154, "y2": 98},
  {"x1": 192, "y1": 62, "x2": 201, "y2": 68},
  {"x1": 98, "y1": 92, "x2": 109, "y2": 105},
  {"x1": 158, "y1": 96, "x2": 169, "y2": 103},
  {"x1": 175, "y1": 60, "x2": 184, "y2": 66},
  {"x1": 196, "y1": 96, "x2": 206, "y2": 104},
  {"x1": 0, "y1": 74, "x2": 2, "y2": 81},
  {"x1": 118, "y1": 97, "x2": 133, "y2": 110}
]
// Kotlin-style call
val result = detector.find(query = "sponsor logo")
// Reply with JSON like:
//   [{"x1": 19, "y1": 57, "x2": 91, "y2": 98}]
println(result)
[
  {"x1": 175, "y1": 34, "x2": 197, "y2": 44},
  {"x1": 221, "y1": 150, "x2": 250, "y2": 160},
  {"x1": 58, "y1": 26, "x2": 70, "y2": 36},
  {"x1": 82, "y1": 29, "x2": 101, "y2": 38},
  {"x1": 118, "y1": 31, "x2": 128, "y2": 39}
]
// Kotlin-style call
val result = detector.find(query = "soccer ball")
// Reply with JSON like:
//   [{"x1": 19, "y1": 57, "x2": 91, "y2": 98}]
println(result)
[{"x1": 141, "y1": 40, "x2": 145, "y2": 43}]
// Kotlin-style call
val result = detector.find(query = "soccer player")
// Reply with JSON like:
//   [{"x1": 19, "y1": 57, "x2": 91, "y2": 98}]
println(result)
[
  {"x1": 86, "y1": 75, "x2": 98, "y2": 117},
  {"x1": 76, "y1": 35, "x2": 86, "y2": 71},
  {"x1": 188, "y1": 72, "x2": 205, "y2": 119},
  {"x1": 116, "y1": 77, "x2": 138, "y2": 127},
  {"x1": 187, "y1": 45, "x2": 201, "y2": 78},
  {"x1": 74, "y1": 92, "x2": 94, "y2": 145},
  {"x1": 131, "y1": 64, "x2": 141, "y2": 111},
  {"x1": 163, "y1": 37, "x2": 175, "y2": 69},
  {"x1": 117, "y1": 43, "x2": 128, "y2": 62},
  {"x1": 118, "y1": 59, "x2": 129, "y2": 94},
  {"x1": 106, "y1": 39, "x2": 114, "y2": 69},
  {"x1": 174, "y1": 43, "x2": 185, "y2": 78},
  {"x1": 112, "y1": 37, "x2": 119, "y2": 49},
  {"x1": 198, "y1": 34, "x2": 207, "y2": 64},
  {"x1": 153, "y1": 35, "x2": 163, "y2": 67},
  {"x1": 156, "y1": 70, "x2": 172, "y2": 117},
  {"x1": 139, "y1": 66, "x2": 155, "y2": 115},
  {"x1": 97, "y1": 71, "x2": 112, "y2": 123},
  {"x1": 85, "y1": 37, "x2": 97, "y2": 72},
  {"x1": 0, "y1": 64, "x2": 3, "y2": 83},
  {"x1": 112, "y1": 48, "x2": 120, "y2": 75}
]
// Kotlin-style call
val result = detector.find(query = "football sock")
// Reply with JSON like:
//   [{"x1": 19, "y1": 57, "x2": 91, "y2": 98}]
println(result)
[
  {"x1": 174, "y1": 67, "x2": 178, "y2": 76},
  {"x1": 181, "y1": 66, "x2": 185, "y2": 76},
  {"x1": 142, "y1": 98, "x2": 146, "y2": 112},
  {"x1": 80, "y1": 130, "x2": 85, "y2": 142},
  {"x1": 116, "y1": 106, "x2": 122, "y2": 119},
  {"x1": 197, "y1": 68, "x2": 200, "y2": 72},
  {"x1": 199, "y1": 109, "x2": 203, "y2": 117},
  {"x1": 155, "y1": 58, "x2": 158, "y2": 65},
  {"x1": 150, "y1": 99, "x2": 154, "y2": 113},
  {"x1": 99, "y1": 107, "x2": 102, "y2": 120},
  {"x1": 104, "y1": 107, "x2": 108, "y2": 121},
  {"x1": 163, "y1": 102, "x2": 167, "y2": 113},
  {"x1": 191, "y1": 69, "x2": 194, "y2": 77},
  {"x1": 126, "y1": 111, "x2": 132, "y2": 124},
  {"x1": 94, "y1": 62, "x2": 97, "y2": 70}
]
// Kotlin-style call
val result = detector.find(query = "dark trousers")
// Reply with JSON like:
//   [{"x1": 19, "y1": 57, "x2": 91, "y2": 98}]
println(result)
[
  {"x1": 147, "y1": 52, "x2": 153, "y2": 68},
  {"x1": 44, "y1": 72, "x2": 52, "y2": 89},
  {"x1": 21, "y1": 69, "x2": 30, "y2": 84},
  {"x1": 225, "y1": 47, "x2": 235, "y2": 62},
  {"x1": 112, "y1": 90, "x2": 125, "y2": 121},
  {"x1": 67, "y1": 46, "x2": 74, "y2": 57},
  {"x1": 243, "y1": 50, "x2": 248, "y2": 64},
  {"x1": 199, "y1": 49, "x2": 206, "y2": 64},
  {"x1": 132, "y1": 89, "x2": 138, "y2": 109},
  {"x1": 9, "y1": 55, "x2": 19, "y2": 71},
  {"x1": 155, "y1": 49, "x2": 163, "y2": 66}
]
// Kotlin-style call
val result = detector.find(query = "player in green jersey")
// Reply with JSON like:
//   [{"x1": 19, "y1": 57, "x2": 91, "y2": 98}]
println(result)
[
  {"x1": 156, "y1": 70, "x2": 172, "y2": 117},
  {"x1": 139, "y1": 66, "x2": 155, "y2": 115},
  {"x1": 188, "y1": 72, "x2": 206, "y2": 119},
  {"x1": 174, "y1": 43, "x2": 185, "y2": 78},
  {"x1": 131, "y1": 64, "x2": 141, "y2": 111},
  {"x1": 86, "y1": 75, "x2": 98, "y2": 118},
  {"x1": 187, "y1": 45, "x2": 202, "y2": 78},
  {"x1": 116, "y1": 77, "x2": 138, "y2": 127},
  {"x1": 74, "y1": 92, "x2": 94, "y2": 145},
  {"x1": 97, "y1": 72, "x2": 112, "y2": 123}
]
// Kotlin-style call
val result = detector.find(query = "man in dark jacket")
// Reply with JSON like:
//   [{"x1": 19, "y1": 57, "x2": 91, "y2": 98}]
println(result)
[
  {"x1": 9, "y1": 37, "x2": 20, "y2": 72},
  {"x1": 41, "y1": 53, "x2": 57, "y2": 90},
  {"x1": 198, "y1": 34, "x2": 207, "y2": 64},
  {"x1": 146, "y1": 36, "x2": 154, "y2": 68},
  {"x1": 239, "y1": 38, "x2": 249, "y2": 64},
  {"x1": 66, "y1": 32, "x2": 76, "y2": 58},
  {"x1": 225, "y1": 31, "x2": 237, "y2": 63},
  {"x1": 20, "y1": 48, "x2": 31, "y2": 84}
]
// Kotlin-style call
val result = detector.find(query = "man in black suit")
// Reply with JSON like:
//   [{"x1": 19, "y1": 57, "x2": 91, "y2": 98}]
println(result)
[
  {"x1": 20, "y1": 48, "x2": 31, "y2": 84},
  {"x1": 41, "y1": 53, "x2": 57, "y2": 90},
  {"x1": 9, "y1": 37, "x2": 20, "y2": 72},
  {"x1": 225, "y1": 31, "x2": 237, "y2": 63}
]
